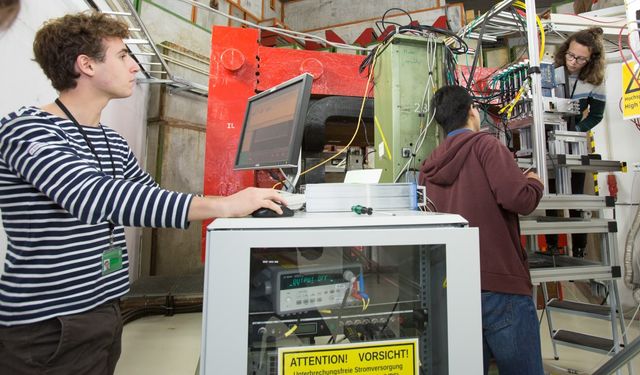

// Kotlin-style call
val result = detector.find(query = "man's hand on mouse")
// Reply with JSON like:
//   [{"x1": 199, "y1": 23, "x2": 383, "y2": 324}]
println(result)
[
  {"x1": 221, "y1": 187, "x2": 288, "y2": 217},
  {"x1": 188, "y1": 187, "x2": 288, "y2": 220}
]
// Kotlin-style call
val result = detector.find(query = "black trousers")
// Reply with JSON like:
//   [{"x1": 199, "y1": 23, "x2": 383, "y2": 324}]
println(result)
[
  {"x1": 0, "y1": 300, "x2": 122, "y2": 375},
  {"x1": 546, "y1": 171, "x2": 587, "y2": 249}
]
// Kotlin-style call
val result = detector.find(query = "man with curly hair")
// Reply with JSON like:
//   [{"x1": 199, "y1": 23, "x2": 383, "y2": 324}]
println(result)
[{"x1": 0, "y1": 12, "x2": 285, "y2": 374}]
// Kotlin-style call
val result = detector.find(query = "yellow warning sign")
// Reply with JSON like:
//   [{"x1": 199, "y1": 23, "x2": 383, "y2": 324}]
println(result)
[
  {"x1": 622, "y1": 62, "x2": 640, "y2": 120},
  {"x1": 278, "y1": 338, "x2": 419, "y2": 375}
]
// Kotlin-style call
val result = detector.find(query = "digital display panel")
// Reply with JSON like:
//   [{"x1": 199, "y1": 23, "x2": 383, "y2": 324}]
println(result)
[{"x1": 280, "y1": 272, "x2": 344, "y2": 290}]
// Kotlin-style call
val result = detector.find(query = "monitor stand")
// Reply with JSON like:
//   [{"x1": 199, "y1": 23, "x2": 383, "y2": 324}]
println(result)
[{"x1": 279, "y1": 150, "x2": 302, "y2": 193}]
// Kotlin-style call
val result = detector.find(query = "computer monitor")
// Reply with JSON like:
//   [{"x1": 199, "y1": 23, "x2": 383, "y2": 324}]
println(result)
[{"x1": 234, "y1": 73, "x2": 313, "y2": 170}]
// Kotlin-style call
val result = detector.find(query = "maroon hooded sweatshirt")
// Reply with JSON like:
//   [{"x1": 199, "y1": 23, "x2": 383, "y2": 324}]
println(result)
[{"x1": 419, "y1": 130, "x2": 543, "y2": 296}]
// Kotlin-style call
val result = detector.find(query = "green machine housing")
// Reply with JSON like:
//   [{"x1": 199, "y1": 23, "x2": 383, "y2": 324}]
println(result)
[{"x1": 374, "y1": 34, "x2": 446, "y2": 182}]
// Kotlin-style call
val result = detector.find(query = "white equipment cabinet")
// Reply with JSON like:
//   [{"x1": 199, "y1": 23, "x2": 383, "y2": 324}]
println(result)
[{"x1": 200, "y1": 211, "x2": 482, "y2": 375}]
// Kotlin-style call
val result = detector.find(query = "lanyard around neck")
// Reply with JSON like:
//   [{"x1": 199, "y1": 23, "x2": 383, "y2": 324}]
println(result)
[
  {"x1": 563, "y1": 67, "x2": 578, "y2": 99},
  {"x1": 55, "y1": 98, "x2": 116, "y2": 178},
  {"x1": 55, "y1": 98, "x2": 117, "y2": 243}
]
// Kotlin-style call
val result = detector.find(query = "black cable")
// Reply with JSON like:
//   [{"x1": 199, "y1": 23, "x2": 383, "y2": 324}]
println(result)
[
  {"x1": 502, "y1": 117, "x2": 513, "y2": 149},
  {"x1": 600, "y1": 287, "x2": 610, "y2": 306},
  {"x1": 444, "y1": 47, "x2": 459, "y2": 85},
  {"x1": 266, "y1": 169, "x2": 281, "y2": 184},
  {"x1": 329, "y1": 287, "x2": 353, "y2": 344},
  {"x1": 380, "y1": 8, "x2": 413, "y2": 32},
  {"x1": 465, "y1": 7, "x2": 489, "y2": 91},
  {"x1": 374, "y1": 8, "x2": 412, "y2": 34},
  {"x1": 361, "y1": 119, "x2": 371, "y2": 147},
  {"x1": 265, "y1": 168, "x2": 294, "y2": 191},
  {"x1": 462, "y1": 3, "x2": 529, "y2": 98},
  {"x1": 464, "y1": 49, "x2": 530, "y2": 106},
  {"x1": 379, "y1": 296, "x2": 400, "y2": 337},
  {"x1": 121, "y1": 303, "x2": 202, "y2": 325},
  {"x1": 359, "y1": 9, "x2": 468, "y2": 74},
  {"x1": 478, "y1": 103, "x2": 506, "y2": 135}
]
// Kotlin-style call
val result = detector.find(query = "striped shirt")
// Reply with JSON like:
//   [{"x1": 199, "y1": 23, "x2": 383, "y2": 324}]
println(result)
[
  {"x1": 555, "y1": 66, "x2": 606, "y2": 132},
  {"x1": 0, "y1": 107, "x2": 193, "y2": 326},
  {"x1": 569, "y1": 73, "x2": 606, "y2": 132}
]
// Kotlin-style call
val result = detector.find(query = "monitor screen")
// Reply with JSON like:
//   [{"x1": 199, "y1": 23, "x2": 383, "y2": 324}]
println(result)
[{"x1": 234, "y1": 73, "x2": 313, "y2": 170}]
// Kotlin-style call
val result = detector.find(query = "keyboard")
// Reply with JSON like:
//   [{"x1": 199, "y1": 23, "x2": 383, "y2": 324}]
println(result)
[{"x1": 276, "y1": 190, "x2": 306, "y2": 210}]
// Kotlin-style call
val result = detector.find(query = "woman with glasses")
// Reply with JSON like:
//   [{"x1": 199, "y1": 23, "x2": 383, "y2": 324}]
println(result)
[
  {"x1": 547, "y1": 27, "x2": 606, "y2": 258},
  {"x1": 554, "y1": 27, "x2": 606, "y2": 132}
]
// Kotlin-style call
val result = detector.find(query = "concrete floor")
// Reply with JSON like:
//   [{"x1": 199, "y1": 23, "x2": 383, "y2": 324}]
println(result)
[
  {"x1": 540, "y1": 313, "x2": 640, "y2": 375},
  {"x1": 115, "y1": 310, "x2": 640, "y2": 375},
  {"x1": 115, "y1": 313, "x2": 201, "y2": 375}
]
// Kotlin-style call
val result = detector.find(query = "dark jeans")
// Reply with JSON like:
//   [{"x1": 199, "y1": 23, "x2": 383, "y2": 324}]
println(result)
[
  {"x1": 0, "y1": 300, "x2": 122, "y2": 375},
  {"x1": 546, "y1": 171, "x2": 587, "y2": 249},
  {"x1": 482, "y1": 292, "x2": 544, "y2": 375}
]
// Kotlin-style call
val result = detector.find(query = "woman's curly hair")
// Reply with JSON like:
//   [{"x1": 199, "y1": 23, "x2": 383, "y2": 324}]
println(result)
[{"x1": 554, "y1": 27, "x2": 605, "y2": 86}]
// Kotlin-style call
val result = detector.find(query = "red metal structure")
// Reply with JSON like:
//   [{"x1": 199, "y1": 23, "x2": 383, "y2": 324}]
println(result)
[
  {"x1": 202, "y1": 26, "x2": 370, "y2": 254},
  {"x1": 204, "y1": 26, "x2": 370, "y2": 197},
  {"x1": 201, "y1": 26, "x2": 497, "y2": 255}
]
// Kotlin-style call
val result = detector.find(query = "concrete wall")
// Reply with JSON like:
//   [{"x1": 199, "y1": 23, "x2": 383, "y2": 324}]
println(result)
[
  {"x1": 284, "y1": 0, "x2": 438, "y2": 30},
  {"x1": 134, "y1": 22, "x2": 210, "y2": 276},
  {"x1": 140, "y1": 0, "x2": 213, "y2": 57},
  {"x1": 139, "y1": 0, "x2": 286, "y2": 55},
  {"x1": 262, "y1": 0, "x2": 281, "y2": 21},
  {"x1": 239, "y1": 0, "x2": 262, "y2": 19},
  {"x1": 0, "y1": 0, "x2": 148, "y2": 280},
  {"x1": 148, "y1": 117, "x2": 206, "y2": 276},
  {"x1": 196, "y1": 0, "x2": 234, "y2": 29},
  {"x1": 143, "y1": 85, "x2": 208, "y2": 277},
  {"x1": 283, "y1": 0, "x2": 438, "y2": 31},
  {"x1": 302, "y1": 4, "x2": 465, "y2": 46}
]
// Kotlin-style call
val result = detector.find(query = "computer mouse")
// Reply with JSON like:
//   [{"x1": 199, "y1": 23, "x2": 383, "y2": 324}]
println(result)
[{"x1": 251, "y1": 204, "x2": 294, "y2": 218}]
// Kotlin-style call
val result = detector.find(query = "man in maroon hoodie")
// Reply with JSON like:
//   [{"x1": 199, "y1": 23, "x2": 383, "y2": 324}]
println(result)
[{"x1": 419, "y1": 85, "x2": 545, "y2": 375}]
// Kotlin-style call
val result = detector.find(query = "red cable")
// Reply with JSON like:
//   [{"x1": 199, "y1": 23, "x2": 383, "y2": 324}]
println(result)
[
  {"x1": 627, "y1": 30, "x2": 640, "y2": 66},
  {"x1": 619, "y1": 24, "x2": 640, "y2": 90},
  {"x1": 572, "y1": 14, "x2": 625, "y2": 24}
]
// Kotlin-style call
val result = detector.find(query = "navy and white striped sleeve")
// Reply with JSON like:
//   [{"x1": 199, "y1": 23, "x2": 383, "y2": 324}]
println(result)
[
  {"x1": 121, "y1": 141, "x2": 158, "y2": 188},
  {"x1": 0, "y1": 118, "x2": 193, "y2": 229}
]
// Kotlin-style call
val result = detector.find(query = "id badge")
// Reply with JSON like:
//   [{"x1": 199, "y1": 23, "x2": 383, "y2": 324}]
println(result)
[{"x1": 102, "y1": 247, "x2": 123, "y2": 276}]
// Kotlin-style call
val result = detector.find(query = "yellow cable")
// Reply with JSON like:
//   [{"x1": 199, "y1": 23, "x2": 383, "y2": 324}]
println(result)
[
  {"x1": 291, "y1": 45, "x2": 384, "y2": 179},
  {"x1": 499, "y1": 84, "x2": 527, "y2": 119},
  {"x1": 374, "y1": 116, "x2": 393, "y2": 160},
  {"x1": 498, "y1": 3, "x2": 545, "y2": 119},
  {"x1": 512, "y1": 1, "x2": 545, "y2": 60},
  {"x1": 284, "y1": 324, "x2": 298, "y2": 337}
]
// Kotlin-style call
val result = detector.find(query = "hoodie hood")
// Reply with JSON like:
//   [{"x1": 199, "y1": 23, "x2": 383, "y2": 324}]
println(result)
[{"x1": 420, "y1": 130, "x2": 488, "y2": 186}]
